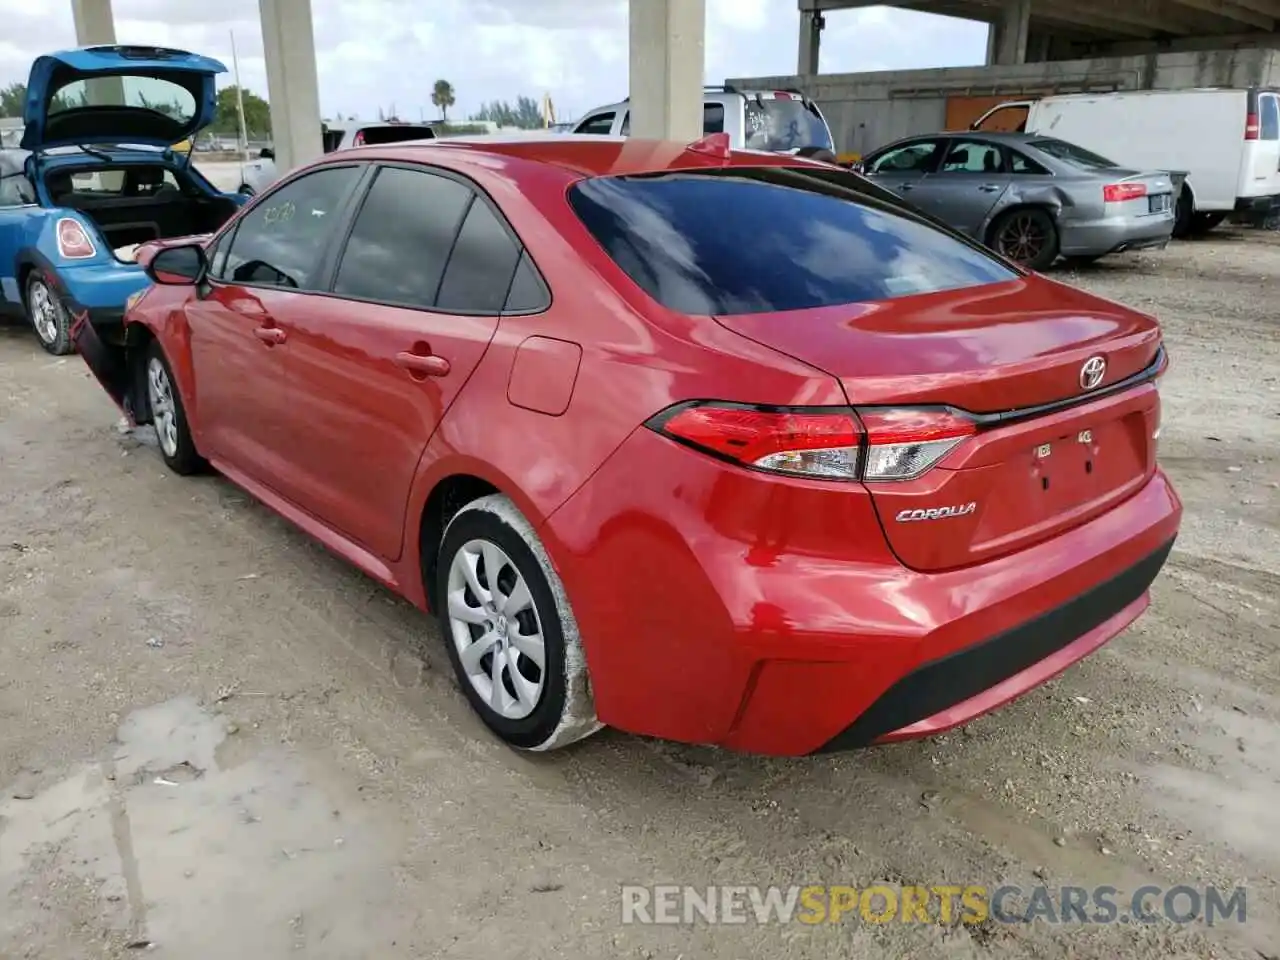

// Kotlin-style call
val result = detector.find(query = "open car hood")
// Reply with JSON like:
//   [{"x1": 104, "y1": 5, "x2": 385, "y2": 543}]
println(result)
[{"x1": 22, "y1": 45, "x2": 226, "y2": 151}]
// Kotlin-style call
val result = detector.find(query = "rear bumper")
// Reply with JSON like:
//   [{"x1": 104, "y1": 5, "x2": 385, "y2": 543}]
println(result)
[
  {"x1": 1232, "y1": 193, "x2": 1280, "y2": 225},
  {"x1": 544, "y1": 423, "x2": 1183, "y2": 756},
  {"x1": 1058, "y1": 212, "x2": 1175, "y2": 257}
]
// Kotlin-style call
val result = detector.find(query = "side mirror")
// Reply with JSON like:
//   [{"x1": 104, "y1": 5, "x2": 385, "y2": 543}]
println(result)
[
  {"x1": 146, "y1": 243, "x2": 207, "y2": 285},
  {"x1": 849, "y1": 160, "x2": 865, "y2": 174},
  {"x1": 259, "y1": 148, "x2": 275, "y2": 160}
]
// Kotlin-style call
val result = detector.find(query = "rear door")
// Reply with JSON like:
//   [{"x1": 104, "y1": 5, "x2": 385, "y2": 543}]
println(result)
[
  {"x1": 1248, "y1": 90, "x2": 1280, "y2": 194},
  {"x1": 906, "y1": 138, "x2": 1012, "y2": 237},
  {"x1": 272, "y1": 164, "x2": 522, "y2": 561}
]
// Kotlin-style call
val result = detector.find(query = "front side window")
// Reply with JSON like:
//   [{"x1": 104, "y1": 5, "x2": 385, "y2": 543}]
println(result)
[
  {"x1": 332, "y1": 165, "x2": 472, "y2": 308},
  {"x1": 221, "y1": 165, "x2": 361, "y2": 289},
  {"x1": 939, "y1": 140, "x2": 1005, "y2": 174},
  {"x1": 576, "y1": 112, "x2": 616, "y2": 136},
  {"x1": 568, "y1": 170, "x2": 1017, "y2": 316},
  {"x1": 868, "y1": 141, "x2": 941, "y2": 175}
]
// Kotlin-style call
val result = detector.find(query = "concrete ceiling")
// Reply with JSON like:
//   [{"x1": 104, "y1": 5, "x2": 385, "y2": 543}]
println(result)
[{"x1": 800, "y1": 0, "x2": 1280, "y2": 40}]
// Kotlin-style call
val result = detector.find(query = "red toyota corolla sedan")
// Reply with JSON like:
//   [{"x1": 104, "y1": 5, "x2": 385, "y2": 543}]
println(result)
[{"x1": 75, "y1": 133, "x2": 1181, "y2": 756}]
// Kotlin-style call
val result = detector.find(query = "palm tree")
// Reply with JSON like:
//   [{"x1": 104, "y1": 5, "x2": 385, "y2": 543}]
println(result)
[{"x1": 431, "y1": 80, "x2": 456, "y2": 122}]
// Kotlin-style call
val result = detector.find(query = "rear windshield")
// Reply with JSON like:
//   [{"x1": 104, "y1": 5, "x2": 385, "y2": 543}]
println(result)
[
  {"x1": 355, "y1": 125, "x2": 436, "y2": 146},
  {"x1": 1030, "y1": 138, "x2": 1117, "y2": 169},
  {"x1": 50, "y1": 75, "x2": 197, "y2": 125},
  {"x1": 568, "y1": 170, "x2": 1017, "y2": 316},
  {"x1": 744, "y1": 96, "x2": 832, "y2": 153}
]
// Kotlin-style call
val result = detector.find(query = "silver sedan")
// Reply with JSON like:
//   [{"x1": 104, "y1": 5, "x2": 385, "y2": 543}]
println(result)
[{"x1": 855, "y1": 131, "x2": 1182, "y2": 270}]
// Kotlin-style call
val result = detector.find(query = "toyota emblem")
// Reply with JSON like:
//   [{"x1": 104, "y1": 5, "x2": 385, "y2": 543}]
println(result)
[{"x1": 1079, "y1": 356, "x2": 1106, "y2": 391}]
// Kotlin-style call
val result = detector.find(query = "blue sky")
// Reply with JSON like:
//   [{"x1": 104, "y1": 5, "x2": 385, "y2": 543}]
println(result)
[{"x1": 0, "y1": 0, "x2": 990, "y2": 123}]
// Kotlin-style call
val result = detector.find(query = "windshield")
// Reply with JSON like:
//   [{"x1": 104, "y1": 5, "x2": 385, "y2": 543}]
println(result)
[
  {"x1": 49, "y1": 75, "x2": 197, "y2": 125},
  {"x1": 1030, "y1": 138, "x2": 1117, "y2": 169},
  {"x1": 743, "y1": 96, "x2": 832, "y2": 153},
  {"x1": 568, "y1": 170, "x2": 1016, "y2": 316}
]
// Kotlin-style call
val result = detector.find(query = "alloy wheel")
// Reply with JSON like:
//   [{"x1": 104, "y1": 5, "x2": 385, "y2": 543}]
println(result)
[
  {"x1": 998, "y1": 213, "x2": 1047, "y2": 265},
  {"x1": 29, "y1": 281, "x2": 61, "y2": 346},
  {"x1": 147, "y1": 356, "x2": 179, "y2": 458},
  {"x1": 445, "y1": 538, "x2": 546, "y2": 720}
]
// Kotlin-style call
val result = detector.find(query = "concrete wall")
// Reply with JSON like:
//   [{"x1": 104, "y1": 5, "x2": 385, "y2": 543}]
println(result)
[{"x1": 730, "y1": 47, "x2": 1280, "y2": 156}]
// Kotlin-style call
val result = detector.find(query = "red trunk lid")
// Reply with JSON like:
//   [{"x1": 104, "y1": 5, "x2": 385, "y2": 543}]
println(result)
[{"x1": 714, "y1": 277, "x2": 1164, "y2": 571}]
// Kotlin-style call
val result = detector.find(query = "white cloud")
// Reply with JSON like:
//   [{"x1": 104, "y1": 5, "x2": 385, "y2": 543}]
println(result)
[{"x1": 0, "y1": 0, "x2": 987, "y2": 123}]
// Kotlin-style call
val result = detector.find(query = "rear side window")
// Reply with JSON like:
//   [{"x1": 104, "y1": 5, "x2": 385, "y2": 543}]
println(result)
[
  {"x1": 1260, "y1": 94, "x2": 1279, "y2": 141},
  {"x1": 744, "y1": 96, "x2": 831, "y2": 152},
  {"x1": 568, "y1": 172, "x2": 1016, "y2": 316},
  {"x1": 333, "y1": 166, "x2": 471, "y2": 307},
  {"x1": 435, "y1": 198, "x2": 523, "y2": 313}
]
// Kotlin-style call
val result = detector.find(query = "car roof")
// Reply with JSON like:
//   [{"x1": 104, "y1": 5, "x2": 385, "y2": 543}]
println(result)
[{"x1": 359, "y1": 133, "x2": 824, "y2": 178}]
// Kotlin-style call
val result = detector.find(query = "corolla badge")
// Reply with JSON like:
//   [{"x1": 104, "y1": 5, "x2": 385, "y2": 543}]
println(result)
[
  {"x1": 1080, "y1": 355, "x2": 1107, "y2": 391},
  {"x1": 895, "y1": 503, "x2": 977, "y2": 522}
]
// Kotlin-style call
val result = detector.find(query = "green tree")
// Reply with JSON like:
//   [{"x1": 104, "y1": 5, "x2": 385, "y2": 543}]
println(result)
[
  {"x1": 431, "y1": 79, "x2": 455, "y2": 122},
  {"x1": 212, "y1": 85, "x2": 271, "y2": 138},
  {"x1": 0, "y1": 82, "x2": 25, "y2": 118},
  {"x1": 470, "y1": 95, "x2": 544, "y2": 129}
]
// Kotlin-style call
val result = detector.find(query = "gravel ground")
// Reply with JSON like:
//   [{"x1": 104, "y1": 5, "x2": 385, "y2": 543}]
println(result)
[{"x1": 1, "y1": 230, "x2": 1277, "y2": 959}]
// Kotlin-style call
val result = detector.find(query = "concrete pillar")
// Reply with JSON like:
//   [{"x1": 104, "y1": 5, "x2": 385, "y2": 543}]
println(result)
[
  {"x1": 70, "y1": 0, "x2": 124, "y2": 106},
  {"x1": 798, "y1": 10, "x2": 822, "y2": 76},
  {"x1": 628, "y1": 0, "x2": 705, "y2": 141},
  {"x1": 258, "y1": 0, "x2": 324, "y2": 173},
  {"x1": 71, "y1": 0, "x2": 116, "y2": 44},
  {"x1": 995, "y1": 0, "x2": 1031, "y2": 66},
  {"x1": 985, "y1": 21, "x2": 1002, "y2": 66}
]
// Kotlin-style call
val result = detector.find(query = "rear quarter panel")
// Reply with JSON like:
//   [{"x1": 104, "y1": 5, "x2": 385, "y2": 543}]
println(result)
[{"x1": 1028, "y1": 92, "x2": 1244, "y2": 210}]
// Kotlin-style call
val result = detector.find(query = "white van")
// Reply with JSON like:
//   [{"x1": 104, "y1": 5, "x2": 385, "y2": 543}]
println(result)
[
  {"x1": 972, "y1": 88, "x2": 1280, "y2": 235},
  {"x1": 572, "y1": 85, "x2": 836, "y2": 157}
]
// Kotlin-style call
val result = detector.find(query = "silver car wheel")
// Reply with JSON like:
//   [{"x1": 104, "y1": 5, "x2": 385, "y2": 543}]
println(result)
[
  {"x1": 29, "y1": 280, "x2": 61, "y2": 345},
  {"x1": 147, "y1": 356, "x2": 179, "y2": 458},
  {"x1": 446, "y1": 538, "x2": 545, "y2": 721}
]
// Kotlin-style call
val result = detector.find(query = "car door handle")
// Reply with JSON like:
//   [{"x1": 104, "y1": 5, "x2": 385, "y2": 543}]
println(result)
[
  {"x1": 395, "y1": 351, "x2": 450, "y2": 378},
  {"x1": 978, "y1": 183, "x2": 1003, "y2": 192},
  {"x1": 253, "y1": 326, "x2": 286, "y2": 345},
  {"x1": 898, "y1": 183, "x2": 915, "y2": 191}
]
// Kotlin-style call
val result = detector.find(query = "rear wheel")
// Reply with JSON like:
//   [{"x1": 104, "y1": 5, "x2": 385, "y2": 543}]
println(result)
[
  {"x1": 435, "y1": 494, "x2": 601, "y2": 751},
  {"x1": 145, "y1": 342, "x2": 204, "y2": 475},
  {"x1": 989, "y1": 207, "x2": 1058, "y2": 271},
  {"x1": 1191, "y1": 211, "x2": 1226, "y2": 235},
  {"x1": 1173, "y1": 187, "x2": 1194, "y2": 239},
  {"x1": 25, "y1": 273, "x2": 73, "y2": 356}
]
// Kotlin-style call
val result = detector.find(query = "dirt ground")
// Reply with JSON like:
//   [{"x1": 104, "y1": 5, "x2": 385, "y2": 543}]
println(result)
[{"x1": 1, "y1": 230, "x2": 1278, "y2": 960}]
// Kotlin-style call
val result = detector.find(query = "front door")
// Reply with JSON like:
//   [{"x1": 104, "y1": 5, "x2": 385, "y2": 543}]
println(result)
[
  {"x1": 188, "y1": 164, "x2": 364, "y2": 482},
  {"x1": 862, "y1": 138, "x2": 944, "y2": 204},
  {"x1": 908, "y1": 138, "x2": 1012, "y2": 237},
  {"x1": 272, "y1": 165, "x2": 523, "y2": 562}
]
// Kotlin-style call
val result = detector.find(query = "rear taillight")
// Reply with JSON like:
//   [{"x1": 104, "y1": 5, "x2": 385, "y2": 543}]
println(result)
[
  {"x1": 648, "y1": 403, "x2": 973, "y2": 482},
  {"x1": 1103, "y1": 182, "x2": 1147, "y2": 203},
  {"x1": 857, "y1": 407, "x2": 975, "y2": 481},
  {"x1": 56, "y1": 217, "x2": 96, "y2": 259},
  {"x1": 1245, "y1": 112, "x2": 1260, "y2": 140},
  {"x1": 654, "y1": 404, "x2": 860, "y2": 480}
]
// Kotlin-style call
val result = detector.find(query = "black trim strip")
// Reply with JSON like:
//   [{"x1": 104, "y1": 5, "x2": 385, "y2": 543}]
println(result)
[{"x1": 816, "y1": 538, "x2": 1175, "y2": 752}]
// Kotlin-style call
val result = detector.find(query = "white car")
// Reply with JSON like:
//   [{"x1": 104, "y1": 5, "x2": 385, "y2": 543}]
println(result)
[
  {"x1": 571, "y1": 84, "x2": 836, "y2": 156},
  {"x1": 238, "y1": 120, "x2": 438, "y2": 195}
]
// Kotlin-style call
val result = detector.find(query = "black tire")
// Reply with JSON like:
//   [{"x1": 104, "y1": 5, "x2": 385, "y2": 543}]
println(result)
[
  {"x1": 144, "y1": 341, "x2": 205, "y2": 475},
  {"x1": 1172, "y1": 187, "x2": 1194, "y2": 239},
  {"x1": 1062, "y1": 254, "x2": 1103, "y2": 269},
  {"x1": 435, "y1": 494, "x2": 601, "y2": 751},
  {"x1": 25, "y1": 272, "x2": 74, "y2": 356},
  {"x1": 988, "y1": 207, "x2": 1058, "y2": 271},
  {"x1": 1191, "y1": 211, "x2": 1225, "y2": 235}
]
